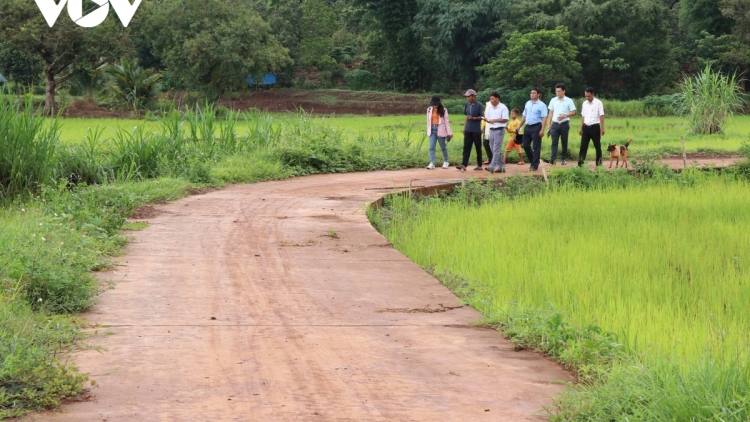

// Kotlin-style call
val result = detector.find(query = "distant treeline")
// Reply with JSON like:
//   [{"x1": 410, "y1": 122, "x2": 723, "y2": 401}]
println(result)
[{"x1": 1, "y1": 0, "x2": 748, "y2": 110}]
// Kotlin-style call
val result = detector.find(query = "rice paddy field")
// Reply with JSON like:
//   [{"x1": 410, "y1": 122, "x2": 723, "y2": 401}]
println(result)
[
  {"x1": 372, "y1": 171, "x2": 750, "y2": 419},
  {"x1": 380, "y1": 180, "x2": 750, "y2": 361},
  {"x1": 57, "y1": 114, "x2": 750, "y2": 158}
]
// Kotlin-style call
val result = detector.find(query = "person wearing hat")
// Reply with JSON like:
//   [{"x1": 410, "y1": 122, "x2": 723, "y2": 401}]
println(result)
[
  {"x1": 458, "y1": 89, "x2": 485, "y2": 171},
  {"x1": 425, "y1": 95, "x2": 453, "y2": 169}
]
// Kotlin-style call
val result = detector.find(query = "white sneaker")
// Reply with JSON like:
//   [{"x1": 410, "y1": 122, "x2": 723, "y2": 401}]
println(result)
[
  {"x1": 426, "y1": 162, "x2": 435, "y2": 169},
  {"x1": 442, "y1": 162, "x2": 450, "y2": 168}
]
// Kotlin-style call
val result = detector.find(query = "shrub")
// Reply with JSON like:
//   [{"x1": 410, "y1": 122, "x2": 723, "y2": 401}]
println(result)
[
  {"x1": 642, "y1": 93, "x2": 681, "y2": 116},
  {"x1": 679, "y1": 64, "x2": 745, "y2": 134},
  {"x1": 105, "y1": 59, "x2": 163, "y2": 111},
  {"x1": 344, "y1": 70, "x2": 378, "y2": 91},
  {"x1": 0, "y1": 96, "x2": 59, "y2": 199}
]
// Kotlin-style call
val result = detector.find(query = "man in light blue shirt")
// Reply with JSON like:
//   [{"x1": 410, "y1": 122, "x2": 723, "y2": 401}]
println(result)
[
  {"x1": 545, "y1": 83, "x2": 577, "y2": 165},
  {"x1": 517, "y1": 87, "x2": 548, "y2": 171}
]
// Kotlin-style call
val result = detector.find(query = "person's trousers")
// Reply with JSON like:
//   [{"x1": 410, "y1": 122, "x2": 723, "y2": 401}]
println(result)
[
  {"x1": 482, "y1": 133, "x2": 493, "y2": 162},
  {"x1": 578, "y1": 124, "x2": 602, "y2": 166},
  {"x1": 462, "y1": 131, "x2": 482, "y2": 166},
  {"x1": 488, "y1": 128, "x2": 506, "y2": 171},
  {"x1": 428, "y1": 125, "x2": 448, "y2": 164},
  {"x1": 549, "y1": 121, "x2": 569, "y2": 163},
  {"x1": 521, "y1": 123, "x2": 542, "y2": 169}
]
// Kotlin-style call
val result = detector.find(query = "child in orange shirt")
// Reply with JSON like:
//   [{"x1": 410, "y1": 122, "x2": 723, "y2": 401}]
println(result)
[{"x1": 503, "y1": 109, "x2": 525, "y2": 165}]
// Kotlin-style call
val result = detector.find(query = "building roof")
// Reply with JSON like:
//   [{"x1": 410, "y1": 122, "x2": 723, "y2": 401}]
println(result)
[{"x1": 0, "y1": 74, "x2": 6, "y2": 83}]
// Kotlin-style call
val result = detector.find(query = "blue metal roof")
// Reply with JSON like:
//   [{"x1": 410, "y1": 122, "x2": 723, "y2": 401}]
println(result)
[{"x1": 247, "y1": 73, "x2": 277, "y2": 85}]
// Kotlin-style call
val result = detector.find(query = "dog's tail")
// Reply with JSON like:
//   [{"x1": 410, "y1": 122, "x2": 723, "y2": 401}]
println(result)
[{"x1": 625, "y1": 138, "x2": 632, "y2": 148}]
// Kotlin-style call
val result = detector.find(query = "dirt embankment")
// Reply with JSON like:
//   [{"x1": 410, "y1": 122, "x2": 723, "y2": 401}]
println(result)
[
  {"x1": 216, "y1": 90, "x2": 431, "y2": 115},
  {"x1": 61, "y1": 90, "x2": 431, "y2": 118}
]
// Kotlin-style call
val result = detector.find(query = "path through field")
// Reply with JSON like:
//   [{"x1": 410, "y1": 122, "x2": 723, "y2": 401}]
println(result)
[{"x1": 33, "y1": 157, "x2": 738, "y2": 421}]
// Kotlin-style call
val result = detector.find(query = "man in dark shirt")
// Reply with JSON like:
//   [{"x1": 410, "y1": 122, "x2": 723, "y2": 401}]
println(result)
[{"x1": 458, "y1": 89, "x2": 485, "y2": 171}]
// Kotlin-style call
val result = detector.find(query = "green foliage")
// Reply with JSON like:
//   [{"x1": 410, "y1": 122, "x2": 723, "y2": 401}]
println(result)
[
  {"x1": 105, "y1": 59, "x2": 162, "y2": 111},
  {"x1": 0, "y1": 176, "x2": 193, "y2": 416},
  {"x1": 0, "y1": 0, "x2": 128, "y2": 112},
  {"x1": 679, "y1": 64, "x2": 745, "y2": 134},
  {"x1": 551, "y1": 354, "x2": 750, "y2": 421},
  {"x1": 0, "y1": 97, "x2": 59, "y2": 199},
  {"x1": 642, "y1": 93, "x2": 682, "y2": 116},
  {"x1": 355, "y1": 0, "x2": 430, "y2": 91},
  {"x1": 414, "y1": 0, "x2": 508, "y2": 84},
  {"x1": 299, "y1": 0, "x2": 338, "y2": 70},
  {"x1": 344, "y1": 70, "x2": 378, "y2": 91},
  {"x1": 563, "y1": 0, "x2": 677, "y2": 98},
  {"x1": 681, "y1": 0, "x2": 734, "y2": 39},
  {"x1": 480, "y1": 27, "x2": 581, "y2": 92},
  {"x1": 139, "y1": 0, "x2": 291, "y2": 98},
  {"x1": 66, "y1": 68, "x2": 106, "y2": 104},
  {"x1": 275, "y1": 130, "x2": 423, "y2": 176},
  {"x1": 0, "y1": 298, "x2": 88, "y2": 418},
  {"x1": 0, "y1": 41, "x2": 44, "y2": 87}
]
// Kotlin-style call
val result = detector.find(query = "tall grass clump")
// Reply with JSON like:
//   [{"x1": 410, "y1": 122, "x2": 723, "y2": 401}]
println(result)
[
  {"x1": 0, "y1": 96, "x2": 59, "y2": 200},
  {"x1": 370, "y1": 169, "x2": 750, "y2": 420},
  {"x1": 680, "y1": 64, "x2": 745, "y2": 135}
]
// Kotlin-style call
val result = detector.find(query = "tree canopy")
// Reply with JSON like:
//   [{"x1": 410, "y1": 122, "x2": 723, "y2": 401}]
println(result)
[
  {"x1": 138, "y1": 0, "x2": 290, "y2": 98},
  {"x1": 0, "y1": 0, "x2": 748, "y2": 104},
  {"x1": 480, "y1": 27, "x2": 582, "y2": 92}
]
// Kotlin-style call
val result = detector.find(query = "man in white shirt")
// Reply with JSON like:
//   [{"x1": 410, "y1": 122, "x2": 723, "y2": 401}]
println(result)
[
  {"x1": 546, "y1": 83, "x2": 576, "y2": 165},
  {"x1": 578, "y1": 86, "x2": 605, "y2": 167},
  {"x1": 483, "y1": 91, "x2": 509, "y2": 173}
]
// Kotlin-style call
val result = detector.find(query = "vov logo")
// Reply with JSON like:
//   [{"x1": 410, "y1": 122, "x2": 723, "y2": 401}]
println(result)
[{"x1": 35, "y1": 0, "x2": 142, "y2": 28}]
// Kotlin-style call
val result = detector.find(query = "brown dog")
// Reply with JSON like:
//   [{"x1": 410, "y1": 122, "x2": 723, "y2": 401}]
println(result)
[{"x1": 607, "y1": 139, "x2": 632, "y2": 169}]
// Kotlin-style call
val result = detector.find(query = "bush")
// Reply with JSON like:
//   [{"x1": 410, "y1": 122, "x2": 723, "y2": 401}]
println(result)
[
  {"x1": 344, "y1": 70, "x2": 378, "y2": 91},
  {"x1": 105, "y1": 59, "x2": 163, "y2": 111},
  {"x1": 642, "y1": 94, "x2": 681, "y2": 116},
  {"x1": 679, "y1": 64, "x2": 745, "y2": 134},
  {"x1": 0, "y1": 96, "x2": 59, "y2": 200}
]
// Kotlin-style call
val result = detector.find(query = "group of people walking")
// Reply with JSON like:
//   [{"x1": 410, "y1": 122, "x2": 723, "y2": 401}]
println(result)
[{"x1": 425, "y1": 85, "x2": 606, "y2": 172}]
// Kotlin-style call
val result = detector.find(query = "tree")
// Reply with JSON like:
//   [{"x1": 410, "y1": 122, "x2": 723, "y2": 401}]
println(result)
[
  {"x1": 299, "y1": 0, "x2": 338, "y2": 70},
  {"x1": 561, "y1": 0, "x2": 677, "y2": 98},
  {"x1": 105, "y1": 59, "x2": 162, "y2": 110},
  {"x1": 0, "y1": 0, "x2": 128, "y2": 113},
  {"x1": 697, "y1": 0, "x2": 750, "y2": 88},
  {"x1": 354, "y1": 0, "x2": 430, "y2": 91},
  {"x1": 414, "y1": 0, "x2": 509, "y2": 85},
  {"x1": 680, "y1": 0, "x2": 734, "y2": 39},
  {"x1": 480, "y1": 27, "x2": 581, "y2": 92},
  {"x1": 254, "y1": 0, "x2": 304, "y2": 86},
  {"x1": 138, "y1": 0, "x2": 291, "y2": 98},
  {"x1": 0, "y1": 41, "x2": 44, "y2": 87}
]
